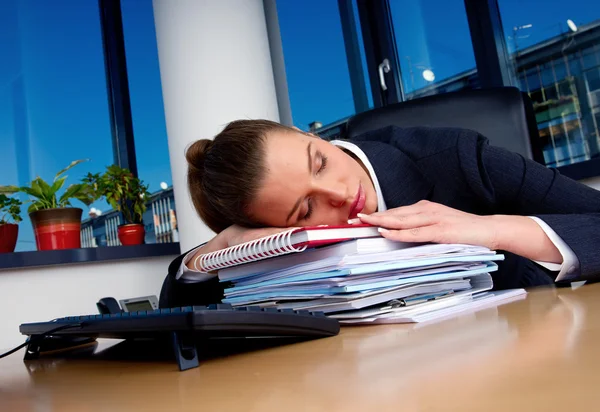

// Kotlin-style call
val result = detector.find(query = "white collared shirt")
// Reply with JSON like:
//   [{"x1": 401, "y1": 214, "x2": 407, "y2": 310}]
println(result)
[{"x1": 180, "y1": 140, "x2": 579, "y2": 282}]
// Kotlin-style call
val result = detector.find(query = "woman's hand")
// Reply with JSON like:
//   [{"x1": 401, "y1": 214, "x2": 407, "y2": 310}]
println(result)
[
  {"x1": 354, "y1": 200, "x2": 499, "y2": 249},
  {"x1": 353, "y1": 200, "x2": 562, "y2": 264}
]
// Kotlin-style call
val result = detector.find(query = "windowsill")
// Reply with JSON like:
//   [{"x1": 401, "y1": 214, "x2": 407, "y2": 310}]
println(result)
[{"x1": 0, "y1": 243, "x2": 181, "y2": 271}]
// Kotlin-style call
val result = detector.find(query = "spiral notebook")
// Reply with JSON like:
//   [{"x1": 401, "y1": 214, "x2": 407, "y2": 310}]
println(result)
[{"x1": 197, "y1": 224, "x2": 381, "y2": 272}]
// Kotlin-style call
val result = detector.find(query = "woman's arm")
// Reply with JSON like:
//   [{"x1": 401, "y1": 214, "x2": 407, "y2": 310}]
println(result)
[
  {"x1": 488, "y1": 215, "x2": 562, "y2": 264},
  {"x1": 182, "y1": 233, "x2": 228, "y2": 272},
  {"x1": 464, "y1": 136, "x2": 600, "y2": 279}
]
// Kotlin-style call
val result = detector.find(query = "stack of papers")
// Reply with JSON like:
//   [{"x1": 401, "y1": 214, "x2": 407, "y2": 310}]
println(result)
[{"x1": 219, "y1": 240, "x2": 526, "y2": 324}]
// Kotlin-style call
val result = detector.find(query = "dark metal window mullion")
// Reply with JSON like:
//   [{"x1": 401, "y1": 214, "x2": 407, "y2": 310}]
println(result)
[
  {"x1": 98, "y1": 0, "x2": 138, "y2": 177},
  {"x1": 356, "y1": 0, "x2": 404, "y2": 107},
  {"x1": 337, "y1": 0, "x2": 370, "y2": 114},
  {"x1": 464, "y1": 0, "x2": 516, "y2": 89}
]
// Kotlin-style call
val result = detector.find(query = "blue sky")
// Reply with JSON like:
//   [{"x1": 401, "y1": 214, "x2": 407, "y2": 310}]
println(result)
[{"x1": 0, "y1": 0, "x2": 598, "y2": 250}]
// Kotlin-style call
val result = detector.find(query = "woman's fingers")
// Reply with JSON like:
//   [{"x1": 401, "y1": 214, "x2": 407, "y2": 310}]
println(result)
[
  {"x1": 378, "y1": 225, "x2": 443, "y2": 243},
  {"x1": 366, "y1": 200, "x2": 440, "y2": 218},
  {"x1": 358, "y1": 212, "x2": 437, "y2": 230}
]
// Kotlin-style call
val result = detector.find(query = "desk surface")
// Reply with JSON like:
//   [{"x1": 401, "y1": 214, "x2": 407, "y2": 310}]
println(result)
[{"x1": 2, "y1": 284, "x2": 600, "y2": 411}]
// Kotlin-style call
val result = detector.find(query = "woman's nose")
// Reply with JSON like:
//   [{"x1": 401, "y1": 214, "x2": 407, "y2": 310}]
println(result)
[{"x1": 315, "y1": 182, "x2": 348, "y2": 208}]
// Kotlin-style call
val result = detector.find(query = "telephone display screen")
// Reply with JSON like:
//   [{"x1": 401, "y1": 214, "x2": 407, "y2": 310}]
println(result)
[{"x1": 124, "y1": 300, "x2": 154, "y2": 312}]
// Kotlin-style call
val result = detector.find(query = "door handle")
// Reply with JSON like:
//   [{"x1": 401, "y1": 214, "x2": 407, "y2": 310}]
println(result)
[{"x1": 378, "y1": 58, "x2": 391, "y2": 91}]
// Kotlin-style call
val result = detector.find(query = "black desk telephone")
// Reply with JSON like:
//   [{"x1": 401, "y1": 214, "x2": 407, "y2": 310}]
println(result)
[
  {"x1": 96, "y1": 295, "x2": 159, "y2": 315},
  {"x1": 96, "y1": 297, "x2": 122, "y2": 315}
]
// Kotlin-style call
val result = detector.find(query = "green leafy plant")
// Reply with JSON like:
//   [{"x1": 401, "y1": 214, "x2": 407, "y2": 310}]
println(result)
[
  {"x1": 0, "y1": 194, "x2": 22, "y2": 225},
  {"x1": 0, "y1": 159, "x2": 94, "y2": 213},
  {"x1": 100, "y1": 165, "x2": 150, "y2": 224},
  {"x1": 78, "y1": 172, "x2": 104, "y2": 207}
]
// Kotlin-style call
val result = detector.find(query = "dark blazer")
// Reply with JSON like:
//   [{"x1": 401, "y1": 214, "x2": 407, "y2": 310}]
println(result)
[{"x1": 159, "y1": 126, "x2": 600, "y2": 308}]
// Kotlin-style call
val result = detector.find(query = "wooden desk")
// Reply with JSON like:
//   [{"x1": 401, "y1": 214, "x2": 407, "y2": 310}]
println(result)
[{"x1": 2, "y1": 284, "x2": 600, "y2": 411}]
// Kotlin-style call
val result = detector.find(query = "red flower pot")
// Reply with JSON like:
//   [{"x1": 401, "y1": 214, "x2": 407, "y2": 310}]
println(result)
[
  {"x1": 0, "y1": 223, "x2": 18, "y2": 253},
  {"x1": 118, "y1": 224, "x2": 145, "y2": 246},
  {"x1": 29, "y1": 208, "x2": 82, "y2": 251}
]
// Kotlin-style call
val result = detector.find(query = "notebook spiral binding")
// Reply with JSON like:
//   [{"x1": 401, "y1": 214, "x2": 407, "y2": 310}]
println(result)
[{"x1": 195, "y1": 229, "x2": 307, "y2": 272}]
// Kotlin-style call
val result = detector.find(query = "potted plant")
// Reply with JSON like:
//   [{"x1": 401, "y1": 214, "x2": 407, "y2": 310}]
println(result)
[
  {"x1": 0, "y1": 160, "x2": 97, "y2": 251},
  {"x1": 100, "y1": 165, "x2": 150, "y2": 245},
  {"x1": 0, "y1": 194, "x2": 22, "y2": 253}
]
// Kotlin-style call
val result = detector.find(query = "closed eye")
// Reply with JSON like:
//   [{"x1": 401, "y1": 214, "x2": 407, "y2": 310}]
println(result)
[
  {"x1": 303, "y1": 198, "x2": 314, "y2": 221},
  {"x1": 299, "y1": 151, "x2": 327, "y2": 222},
  {"x1": 317, "y1": 153, "x2": 328, "y2": 175}
]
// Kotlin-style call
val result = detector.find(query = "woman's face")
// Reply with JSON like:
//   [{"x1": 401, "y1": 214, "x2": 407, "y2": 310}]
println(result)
[{"x1": 247, "y1": 130, "x2": 378, "y2": 228}]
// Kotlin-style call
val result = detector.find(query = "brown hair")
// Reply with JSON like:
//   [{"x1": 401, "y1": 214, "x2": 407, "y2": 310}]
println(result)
[{"x1": 186, "y1": 119, "x2": 296, "y2": 233}]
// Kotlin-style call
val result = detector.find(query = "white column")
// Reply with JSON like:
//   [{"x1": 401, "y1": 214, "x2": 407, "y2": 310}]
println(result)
[
  {"x1": 263, "y1": 0, "x2": 293, "y2": 126},
  {"x1": 153, "y1": 0, "x2": 282, "y2": 251}
]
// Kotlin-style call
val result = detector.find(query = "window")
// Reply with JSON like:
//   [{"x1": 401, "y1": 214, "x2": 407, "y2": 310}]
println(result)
[
  {"x1": 389, "y1": 0, "x2": 479, "y2": 99},
  {"x1": 587, "y1": 68, "x2": 600, "y2": 91},
  {"x1": 0, "y1": 0, "x2": 113, "y2": 252},
  {"x1": 0, "y1": 0, "x2": 179, "y2": 265},
  {"x1": 499, "y1": 0, "x2": 600, "y2": 167},
  {"x1": 277, "y1": 0, "x2": 372, "y2": 133}
]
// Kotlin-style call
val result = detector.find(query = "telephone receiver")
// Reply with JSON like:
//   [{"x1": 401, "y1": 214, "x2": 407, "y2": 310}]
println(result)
[{"x1": 96, "y1": 297, "x2": 123, "y2": 315}]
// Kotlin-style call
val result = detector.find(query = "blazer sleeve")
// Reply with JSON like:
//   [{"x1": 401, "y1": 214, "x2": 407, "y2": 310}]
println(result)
[
  {"x1": 159, "y1": 244, "x2": 225, "y2": 308},
  {"x1": 457, "y1": 132, "x2": 600, "y2": 281}
]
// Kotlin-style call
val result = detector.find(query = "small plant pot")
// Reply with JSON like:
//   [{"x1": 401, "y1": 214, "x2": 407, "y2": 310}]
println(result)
[
  {"x1": 0, "y1": 223, "x2": 18, "y2": 253},
  {"x1": 118, "y1": 223, "x2": 145, "y2": 246},
  {"x1": 29, "y1": 208, "x2": 82, "y2": 251}
]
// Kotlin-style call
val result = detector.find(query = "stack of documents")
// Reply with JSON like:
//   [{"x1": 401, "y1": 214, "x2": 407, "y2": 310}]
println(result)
[{"x1": 219, "y1": 239, "x2": 526, "y2": 324}]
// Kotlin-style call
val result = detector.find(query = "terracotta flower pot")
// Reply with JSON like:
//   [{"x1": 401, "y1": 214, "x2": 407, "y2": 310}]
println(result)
[
  {"x1": 0, "y1": 223, "x2": 19, "y2": 253},
  {"x1": 29, "y1": 208, "x2": 82, "y2": 251},
  {"x1": 118, "y1": 223, "x2": 145, "y2": 246}
]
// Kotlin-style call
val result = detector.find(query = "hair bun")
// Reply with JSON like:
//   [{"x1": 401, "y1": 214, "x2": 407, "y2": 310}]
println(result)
[{"x1": 186, "y1": 139, "x2": 213, "y2": 175}]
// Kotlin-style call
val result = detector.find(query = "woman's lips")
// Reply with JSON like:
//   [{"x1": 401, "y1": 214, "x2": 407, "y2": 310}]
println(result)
[{"x1": 348, "y1": 184, "x2": 366, "y2": 219}]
